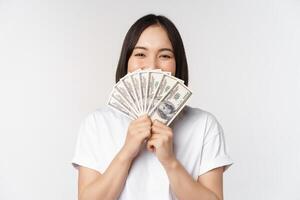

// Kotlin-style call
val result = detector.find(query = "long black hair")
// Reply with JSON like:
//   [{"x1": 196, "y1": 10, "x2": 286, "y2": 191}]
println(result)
[{"x1": 115, "y1": 14, "x2": 189, "y2": 86}]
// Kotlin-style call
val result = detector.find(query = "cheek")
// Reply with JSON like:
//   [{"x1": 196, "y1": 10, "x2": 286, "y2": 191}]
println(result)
[
  {"x1": 161, "y1": 60, "x2": 176, "y2": 75},
  {"x1": 127, "y1": 57, "x2": 143, "y2": 73}
]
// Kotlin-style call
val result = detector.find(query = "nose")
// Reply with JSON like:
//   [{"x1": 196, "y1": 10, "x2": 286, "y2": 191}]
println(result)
[{"x1": 142, "y1": 56, "x2": 158, "y2": 70}]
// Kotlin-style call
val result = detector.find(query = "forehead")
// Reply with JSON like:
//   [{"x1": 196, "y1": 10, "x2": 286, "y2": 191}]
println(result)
[{"x1": 135, "y1": 25, "x2": 173, "y2": 49}]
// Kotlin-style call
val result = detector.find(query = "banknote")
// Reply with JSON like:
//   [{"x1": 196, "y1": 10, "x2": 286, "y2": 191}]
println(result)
[
  {"x1": 114, "y1": 81, "x2": 140, "y2": 116},
  {"x1": 107, "y1": 95, "x2": 136, "y2": 120},
  {"x1": 107, "y1": 69, "x2": 192, "y2": 124},
  {"x1": 149, "y1": 82, "x2": 192, "y2": 125},
  {"x1": 121, "y1": 75, "x2": 141, "y2": 115},
  {"x1": 140, "y1": 71, "x2": 149, "y2": 113},
  {"x1": 146, "y1": 71, "x2": 164, "y2": 113},
  {"x1": 147, "y1": 74, "x2": 178, "y2": 115},
  {"x1": 130, "y1": 71, "x2": 143, "y2": 114}
]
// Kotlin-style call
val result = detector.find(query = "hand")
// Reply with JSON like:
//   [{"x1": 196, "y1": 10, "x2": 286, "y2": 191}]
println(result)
[
  {"x1": 120, "y1": 115, "x2": 152, "y2": 161},
  {"x1": 147, "y1": 120, "x2": 176, "y2": 167}
]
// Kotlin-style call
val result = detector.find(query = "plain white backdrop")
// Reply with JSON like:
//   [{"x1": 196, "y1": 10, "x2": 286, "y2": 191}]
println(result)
[{"x1": 0, "y1": 0, "x2": 299, "y2": 199}]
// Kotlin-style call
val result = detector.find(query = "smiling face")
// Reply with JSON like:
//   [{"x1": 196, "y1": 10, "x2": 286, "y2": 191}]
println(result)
[{"x1": 127, "y1": 25, "x2": 176, "y2": 75}]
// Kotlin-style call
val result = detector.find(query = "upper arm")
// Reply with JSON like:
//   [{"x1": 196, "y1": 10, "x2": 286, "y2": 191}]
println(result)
[
  {"x1": 78, "y1": 166, "x2": 103, "y2": 198},
  {"x1": 197, "y1": 166, "x2": 224, "y2": 200}
]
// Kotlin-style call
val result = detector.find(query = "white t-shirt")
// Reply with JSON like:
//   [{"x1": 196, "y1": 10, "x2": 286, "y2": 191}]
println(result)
[{"x1": 71, "y1": 105, "x2": 233, "y2": 200}]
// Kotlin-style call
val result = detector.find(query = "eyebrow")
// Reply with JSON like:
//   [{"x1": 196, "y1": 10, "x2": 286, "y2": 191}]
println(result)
[{"x1": 134, "y1": 46, "x2": 174, "y2": 53}]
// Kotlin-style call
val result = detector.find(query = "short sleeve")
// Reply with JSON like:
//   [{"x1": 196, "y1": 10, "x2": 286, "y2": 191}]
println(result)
[
  {"x1": 198, "y1": 114, "x2": 234, "y2": 176},
  {"x1": 71, "y1": 113, "x2": 102, "y2": 173}
]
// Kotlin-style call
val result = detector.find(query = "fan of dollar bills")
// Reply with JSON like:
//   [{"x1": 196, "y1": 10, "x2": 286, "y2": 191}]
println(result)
[{"x1": 107, "y1": 69, "x2": 192, "y2": 126}]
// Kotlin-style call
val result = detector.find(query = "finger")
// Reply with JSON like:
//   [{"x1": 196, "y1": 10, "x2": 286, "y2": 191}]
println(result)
[
  {"x1": 151, "y1": 125, "x2": 162, "y2": 134},
  {"x1": 139, "y1": 129, "x2": 152, "y2": 141},
  {"x1": 147, "y1": 139, "x2": 159, "y2": 152},
  {"x1": 131, "y1": 118, "x2": 152, "y2": 127},
  {"x1": 149, "y1": 133, "x2": 168, "y2": 143},
  {"x1": 137, "y1": 114, "x2": 151, "y2": 122},
  {"x1": 133, "y1": 118, "x2": 151, "y2": 127},
  {"x1": 152, "y1": 120, "x2": 166, "y2": 127},
  {"x1": 151, "y1": 124, "x2": 172, "y2": 136},
  {"x1": 130, "y1": 115, "x2": 145, "y2": 124},
  {"x1": 134, "y1": 126, "x2": 151, "y2": 135},
  {"x1": 152, "y1": 120, "x2": 172, "y2": 131},
  {"x1": 148, "y1": 133, "x2": 160, "y2": 140},
  {"x1": 132, "y1": 122, "x2": 151, "y2": 131}
]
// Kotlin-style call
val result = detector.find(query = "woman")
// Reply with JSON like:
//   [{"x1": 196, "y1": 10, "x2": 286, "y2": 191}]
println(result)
[{"x1": 72, "y1": 14, "x2": 233, "y2": 200}]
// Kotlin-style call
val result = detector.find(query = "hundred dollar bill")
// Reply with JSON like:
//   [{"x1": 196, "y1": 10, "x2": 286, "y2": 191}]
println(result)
[
  {"x1": 145, "y1": 71, "x2": 164, "y2": 113},
  {"x1": 149, "y1": 69, "x2": 171, "y2": 76},
  {"x1": 121, "y1": 76, "x2": 141, "y2": 115},
  {"x1": 147, "y1": 69, "x2": 172, "y2": 113},
  {"x1": 148, "y1": 74, "x2": 178, "y2": 115},
  {"x1": 114, "y1": 81, "x2": 140, "y2": 117},
  {"x1": 140, "y1": 71, "x2": 150, "y2": 114},
  {"x1": 130, "y1": 72, "x2": 143, "y2": 115},
  {"x1": 163, "y1": 71, "x2": 171, "y2": 76},
  {"x1": 107, "y1": 95, "x2": 137, "y2": 120},
  {"x1": 107, "y1": 69, "x2": 191, "y2": 122},
  {"x1": 146, "y1": 69, "x2": 170, "y2": 75},
  {"x1": 149, "y1": 82, "x2": 192, "y2": 126}
]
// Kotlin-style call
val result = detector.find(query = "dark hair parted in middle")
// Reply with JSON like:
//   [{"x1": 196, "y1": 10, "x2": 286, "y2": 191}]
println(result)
[{"x1": 115, "y1": 14, "x2": 189, "y2": 86}]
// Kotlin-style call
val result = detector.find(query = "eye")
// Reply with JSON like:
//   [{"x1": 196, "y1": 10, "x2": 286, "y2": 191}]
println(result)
[
  {"x1": 159, "y1": 54, "x2": 172, "y2": 59},
  {"x1": 134, "y1": 53, "x2": 146, "y2": 57}
]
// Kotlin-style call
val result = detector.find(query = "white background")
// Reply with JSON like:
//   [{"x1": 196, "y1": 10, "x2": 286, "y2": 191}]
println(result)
[{"x1": 0, "y1": 0, "x2": 299, "y2": 199}]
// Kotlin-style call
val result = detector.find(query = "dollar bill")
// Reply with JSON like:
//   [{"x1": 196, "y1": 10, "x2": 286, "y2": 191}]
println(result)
[
  {"x1": 140, "y1": 71, "x2": 150, "y2": 114},
  {"x1": 149, "y1": 82, "x2": 192, "y2": 125},
  {"x1": 145, "y1": 71, "x2": 164, "y2": 113},
  {"x1": 130, "y1": 72, "x2": 143, "y2": 114},
  {"x1": 114, "y1": 81, "x2": 140, "y2": 117},
  {"x1": 107, "y1": 69, "x2": 192, "y2": 123},
  {"x1": 148, "y1": 74, "x2": 178, "y2": 115},
  {"x1": 107, "y1": 95, "x2": 136, "y2": 120},
  {"x1": 121, "y1": 76, "x2": 141, "y2": 115}
]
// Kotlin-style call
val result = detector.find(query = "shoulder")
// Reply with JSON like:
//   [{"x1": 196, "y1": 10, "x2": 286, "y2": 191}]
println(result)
[
  {"x1": 80, "y1": 106, "x2": 129, "y2": 128},
  {"x1": 171, "y1": 105, "x2": 222, "y2": 137},
  {"x1": 81, "y1": 106, "x2": 130, "y2": 134},
  {"x1": 180, "y1": 105, "x2": 220, "y2": 125},
  {"x1": 183, "y1": 106, "x2": 225, "y2": 142}
]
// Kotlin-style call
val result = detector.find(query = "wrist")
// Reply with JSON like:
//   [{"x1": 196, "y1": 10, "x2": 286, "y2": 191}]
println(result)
[
  {"x1": 117, "y1": 147, "x2": 135, "y2": 164},
  {"x1": 162, "y1": 157, "x2": 179, "y2": 171}
]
